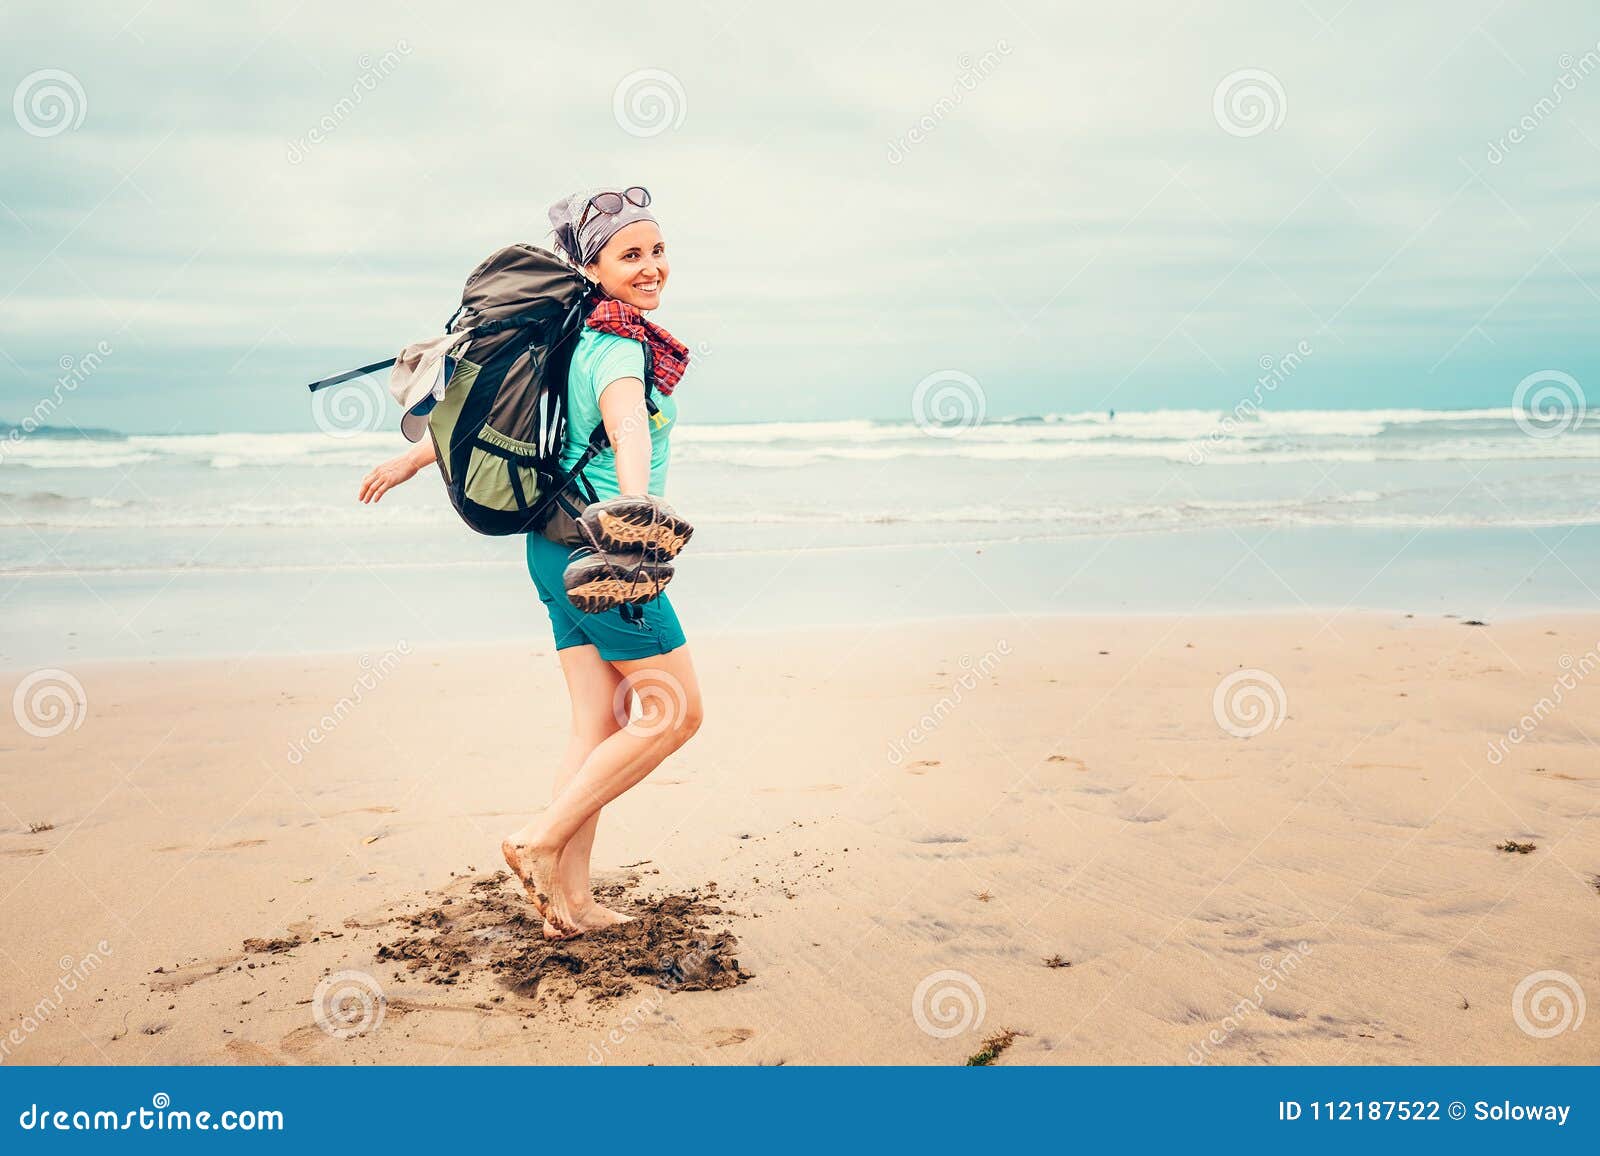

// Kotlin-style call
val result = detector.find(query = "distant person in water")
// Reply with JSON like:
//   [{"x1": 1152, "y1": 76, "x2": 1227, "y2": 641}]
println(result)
[{"x1": 357, "y1": 187, "x2": 702, "y2": 939}]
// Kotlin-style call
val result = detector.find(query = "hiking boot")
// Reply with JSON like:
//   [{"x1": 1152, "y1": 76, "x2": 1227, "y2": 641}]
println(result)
[
  {"x1": 562, "y1": 549, "x2": 675, "y2": 614},
  {"x1": 577, "y1": 495, "x2": 694, "y2": 562}
]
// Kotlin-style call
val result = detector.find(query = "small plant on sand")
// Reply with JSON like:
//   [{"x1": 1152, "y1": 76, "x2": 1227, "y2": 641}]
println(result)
[
  {"x1": 1496, "y1": 840, "x2": 1536, "y2": 854},
  {"x1": 965, "y1": 1028, "x2": 1024, "y2": 1066},
  {"x1": 1042, "y1": 954, "x2": 1070, "y2": 969},
  {"x1": 28, "y1": 821, "x2": 54, "y2": 833}
]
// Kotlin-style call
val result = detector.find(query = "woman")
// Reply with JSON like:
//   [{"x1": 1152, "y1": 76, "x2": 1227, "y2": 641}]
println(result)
[{"x1": 358, "y1": 186, "x2": 703, "y2": 939}]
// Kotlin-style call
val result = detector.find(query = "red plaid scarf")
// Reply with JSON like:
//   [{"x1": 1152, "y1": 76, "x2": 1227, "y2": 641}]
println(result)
[{"x1": 584, "y1": 295, "x2": 690, "y2": 395}]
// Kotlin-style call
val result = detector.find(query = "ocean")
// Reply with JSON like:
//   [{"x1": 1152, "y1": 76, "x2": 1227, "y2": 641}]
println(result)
[{"x1": 4, "y1": 408, "x2": 1598, "y2": 664}]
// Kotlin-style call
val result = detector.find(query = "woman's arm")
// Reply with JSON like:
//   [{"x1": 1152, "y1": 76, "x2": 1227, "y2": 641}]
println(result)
[
  {"x1": 359, "y1": 438, "x2": 437, "y2": 504},
  {"x1": 597, "y1": 376, "x2": 652, "y2": 496}
]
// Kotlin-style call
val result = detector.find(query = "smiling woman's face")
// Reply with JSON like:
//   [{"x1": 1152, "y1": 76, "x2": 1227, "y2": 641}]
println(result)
[{"x1": 585, "y1": 221, "x2": 669, "y2": 310}]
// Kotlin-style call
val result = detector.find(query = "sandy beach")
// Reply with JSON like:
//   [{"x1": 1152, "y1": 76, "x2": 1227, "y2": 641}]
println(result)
[{"x1": 2, "y1": 612, "x2": 1597, "y2": 1066}]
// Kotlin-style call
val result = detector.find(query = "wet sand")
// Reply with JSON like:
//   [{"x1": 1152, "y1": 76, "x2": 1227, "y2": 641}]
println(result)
[{"x1": 2, "y1": 613, "x2": 1598, "y2": 1065}]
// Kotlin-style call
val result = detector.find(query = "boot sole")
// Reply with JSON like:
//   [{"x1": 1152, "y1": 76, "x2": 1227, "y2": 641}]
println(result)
[
  {"x1": 580, "y1": 498, "x2": 694, "y2": 561},
  {"x1": 563, "y1": 558, "x2": 675, "y2": 614}
]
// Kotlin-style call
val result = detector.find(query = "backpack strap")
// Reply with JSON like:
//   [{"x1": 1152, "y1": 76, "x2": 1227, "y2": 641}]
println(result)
[
  {"x1": 306, "y1": 308, "x2": 556, "y2": 393},
  {"x1": 306, "y1": 357, "x2": 397, "y2": 393}
]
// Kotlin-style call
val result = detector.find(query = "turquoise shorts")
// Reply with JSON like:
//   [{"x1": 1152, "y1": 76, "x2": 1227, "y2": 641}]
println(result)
[{"x1": 524, "y1": 533, "x2": 687, "y2": 662}]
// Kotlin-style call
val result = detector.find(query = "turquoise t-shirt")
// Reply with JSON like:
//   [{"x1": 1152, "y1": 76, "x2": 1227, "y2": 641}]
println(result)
[{"x1": 559, "y1": 329, "x2": 677, "y2": 501}]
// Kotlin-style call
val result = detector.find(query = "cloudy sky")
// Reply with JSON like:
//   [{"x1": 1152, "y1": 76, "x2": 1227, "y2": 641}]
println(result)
[{"x1": 2, "y1": 0, "x2": 1598, "y2": 432}]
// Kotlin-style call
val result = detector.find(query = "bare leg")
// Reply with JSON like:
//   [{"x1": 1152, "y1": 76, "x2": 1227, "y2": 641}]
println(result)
[
  {"x1": 505, "y1": 647, "x2": 703, "y2": 933},
  {"x1": 504, "y1": 646, "x2": 619, "y2": 935}
]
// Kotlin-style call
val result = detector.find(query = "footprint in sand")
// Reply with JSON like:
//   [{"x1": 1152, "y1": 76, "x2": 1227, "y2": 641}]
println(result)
[
  {"x1": 148, "y1": 954, "x2": 245, "y2": 993},
  {"x1": 223, "y1": 1038, "x2": 285, "y2": 1065},
  {"x1": 705, "y1": 1027, "x2": 755, "y2": 1047},
  {"x1": 1046, "y1": 755, "x2": 1087, "y2": 771}
]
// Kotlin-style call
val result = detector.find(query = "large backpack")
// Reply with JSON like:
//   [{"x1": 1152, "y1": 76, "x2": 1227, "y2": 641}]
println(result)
[{"x1": 308, "y1": 243, "x2": 650, "y2": 536}]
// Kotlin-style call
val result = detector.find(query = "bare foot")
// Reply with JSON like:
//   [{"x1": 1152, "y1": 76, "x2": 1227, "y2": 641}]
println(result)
[
  {"x1": 572, "y1": 903, "x2": 635, "y2": 931},
  {"x1": 501, "y1": 839, "x2": 545, "y2": 915},
  {"x1": 502, "y1": 838, "x2": 580, "y2": 934}
]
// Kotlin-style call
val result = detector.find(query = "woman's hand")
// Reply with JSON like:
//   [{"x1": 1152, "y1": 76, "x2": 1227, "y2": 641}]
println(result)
[{"x1": 360, "y1": 441, "x2": 436, "y2": 504}]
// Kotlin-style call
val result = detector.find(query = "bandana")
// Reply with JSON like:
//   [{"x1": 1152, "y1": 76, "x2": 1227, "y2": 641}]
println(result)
[
  {"x1": 548, "y1": 188, "x2": 658, "y2": 267},
  {"x1": 585, "y1": 295, "x2": 690, "y2": 396}
]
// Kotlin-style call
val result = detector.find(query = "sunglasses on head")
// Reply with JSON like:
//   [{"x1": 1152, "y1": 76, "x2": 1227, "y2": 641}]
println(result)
[{"x1": 578, "y1": 186, "x2": 651, "y2": 234}]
